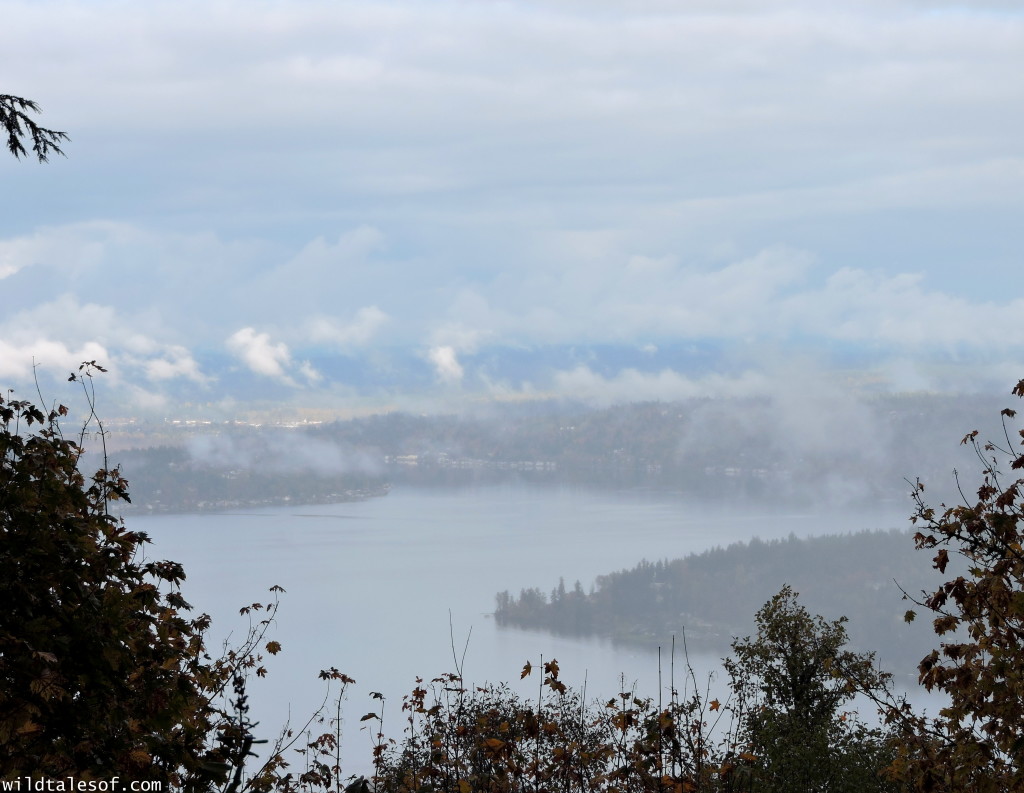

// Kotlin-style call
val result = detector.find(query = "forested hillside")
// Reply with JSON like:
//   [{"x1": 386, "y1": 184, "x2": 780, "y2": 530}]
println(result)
[
  {"x1": 496, "y1": 529, "x2": 947, "y2": 674},
  {"x1": 116, "y1": 392, "x2": 1003, "y2": 512},
  {"x1": 117, "y1": 443, "x2": 389, "y2": 512}
]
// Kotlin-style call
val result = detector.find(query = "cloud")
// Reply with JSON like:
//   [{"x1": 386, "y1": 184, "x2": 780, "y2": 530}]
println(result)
[
  {"x1": 226, "y1": 328, "x2": 295, "y2": 381},
  {"x1": 226, "y1": 327, "x2": 321, "y2": 386},
  {"x1": 187, "y1": 431, "x2": 383, "y2": 476},
  {"x1": 784, "y1": 268, "x2": 1024, "y2": 349},
  {"x1": 3, "y1": 2, "x2": 1024, "y2": 410},
  {"x1": 307, "y1": 306, "x2": 389, "y2": 349},
  {"x1": 544, "y1": 366, "x2": 772, "y2": 404},
  {"x1": 0, "y1": 338, "x2": 110, "y2": 381},
  {"x1": 0, "y1": 294, "x2": 208, "y2": 394},
  {"x1": 297, "y1": 360, "x2": 323, "y2": 384},
  {"x1": 427, "y1": 346, "x2": 465, "y2": 384},
  {"x1": 142, "y1": 345, "x2": 209, "y2": 384}
]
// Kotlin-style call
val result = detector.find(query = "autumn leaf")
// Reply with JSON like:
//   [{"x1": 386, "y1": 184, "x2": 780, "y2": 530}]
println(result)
[
  {"x1": 521, "y1": 661, "x2": 532, "y2": 678},
  {"x1": 15, "y1": 720, "x2": 42, "y2": 736},
  {"x1": 709, "y1": 699, "x2": 721, "y2": 711},
  {"x1": 265, "y1": 640, "x2": 282, "y2": 655}
]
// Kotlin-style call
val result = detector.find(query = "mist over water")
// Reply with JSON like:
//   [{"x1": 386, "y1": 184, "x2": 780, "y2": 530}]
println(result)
[{"x1": 135, "y1": 483, "x2": 935, "y2": 777}]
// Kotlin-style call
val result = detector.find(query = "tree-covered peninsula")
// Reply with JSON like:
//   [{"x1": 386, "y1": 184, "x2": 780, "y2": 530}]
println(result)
[{"x1": 496, "y1": 528, "x2": 947, "y2": 674}]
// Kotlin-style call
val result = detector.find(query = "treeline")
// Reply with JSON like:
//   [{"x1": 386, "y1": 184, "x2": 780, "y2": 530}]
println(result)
[
  {"x1": 309, "y1": 392, "x2": 1000, "y2": 506},
  {"x1": 114, "y1": 391, "x2": 1004, "y2": 512},
  {"x1": 496, "y1": 529, "x2": 945, "y2": 673},
  {"x1": 115, "y1": 444, "x2": 389, "y2": 513}
]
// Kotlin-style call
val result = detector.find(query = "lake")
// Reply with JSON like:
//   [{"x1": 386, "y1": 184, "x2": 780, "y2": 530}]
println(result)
[{"x1": 134, "y1": 483, "x2": 922, "y2": 776}]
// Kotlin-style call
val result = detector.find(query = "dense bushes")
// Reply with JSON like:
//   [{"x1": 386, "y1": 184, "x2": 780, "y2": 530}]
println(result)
[
  {"x1": 369, "y1": 593, "x2": 898, "y2": 793},
  {"x1": 0, "y1": 386, "x2": 226, "y2": 782},
  {"x1": 0, "y1": 381, "x2": 350, "y2": 789}
]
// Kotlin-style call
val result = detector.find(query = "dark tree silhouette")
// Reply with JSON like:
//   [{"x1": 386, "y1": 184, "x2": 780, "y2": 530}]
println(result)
[
  {"x1": 891, "y1": 379, "x2": 1024, "y2": 792},
  {"x1": 1, "y1": 94, "x2": 68, "y2": 162}
]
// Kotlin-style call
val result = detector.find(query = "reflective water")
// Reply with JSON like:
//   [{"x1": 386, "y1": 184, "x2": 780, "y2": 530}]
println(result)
[{"x1": 135, "y1": 484, "x2": 924, "y2": 776}]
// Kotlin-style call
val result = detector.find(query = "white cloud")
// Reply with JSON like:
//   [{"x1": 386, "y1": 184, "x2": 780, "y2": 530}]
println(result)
[
  {"x1": 3, "y1": 2, "x2": 1024, "y2": 408},
  {"x1": 307, "y1": 306, "x2": 389, "y2": 348},
  {"x1": 427, "y1": 345, "x2": 464, "y2": 384},
  {"x1": 142, "y1": 345, "x2": 209, "y2": 384},
  {"x1": 0, "y1": 221, "x2": 131, "y2": 281},
  {"x1": 546, "y1": 366, "x2": 772, "y2": 404},
  {"x1": 429, "y1": 320, "x2": 490, "y2": 354},
  {"x1": 783, "y1": 268, "x2": 1024, "y2": 348},
  {"x1": 0, "y1": 295, "x2": 209, "y2": 393},
  {"x1": 298, "y1": 360, "x2": 323, "y2": 385},
  {"x1": 0, "y1": 338, "x2": 110, "y2": 381},
  {"x1": 226, "y1": 328, "x2": 295, "y2": 382}
]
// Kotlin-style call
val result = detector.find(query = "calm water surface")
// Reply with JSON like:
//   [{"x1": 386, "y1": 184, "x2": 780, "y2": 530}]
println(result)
[{"x1": 134, "y1": 484, "x2": 916, "y2": 775}]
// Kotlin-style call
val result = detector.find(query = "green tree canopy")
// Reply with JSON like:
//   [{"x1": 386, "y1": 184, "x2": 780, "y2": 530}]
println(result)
[{"x1": 725, "y1": 586, "x2": 896, "y2": 793}]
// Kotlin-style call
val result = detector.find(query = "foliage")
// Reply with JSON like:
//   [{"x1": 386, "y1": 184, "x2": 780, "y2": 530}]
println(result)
[
  {"x1": 1, "y1": 94, "x2": 68, "y2": 162},
  {"x1": 725, "y1": 586, "x2": 897, "y2": 793},
  {"x1": 0, "y1": 378, "x2": 221, "y2": 782},
  {"x1": 370, "y1": 661, "x2": 754, "y2": 793},
  {"x1": 372, "y1": 591, "x2": 898, "y2": 793},
  {"x1": 890, "y1": 379, "x2": 1024, "y2": 792},
  {"x1": 0, "y1": 377, "x2": 353, "y2": 789}
]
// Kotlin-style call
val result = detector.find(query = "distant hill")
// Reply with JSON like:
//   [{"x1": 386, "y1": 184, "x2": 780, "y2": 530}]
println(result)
[{"x1": 113, "y1": 391, "x2": 1005, "y2": 513}]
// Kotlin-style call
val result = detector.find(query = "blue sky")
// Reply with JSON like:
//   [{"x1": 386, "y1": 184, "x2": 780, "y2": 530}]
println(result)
[{"x1": 3, "y1": 0, "x2": 1024, "y2": 413}]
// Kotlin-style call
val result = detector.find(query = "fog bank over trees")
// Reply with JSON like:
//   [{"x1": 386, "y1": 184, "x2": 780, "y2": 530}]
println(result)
[{"x1": 116, "y1": 390, "x2": 1003, "y2": 513}]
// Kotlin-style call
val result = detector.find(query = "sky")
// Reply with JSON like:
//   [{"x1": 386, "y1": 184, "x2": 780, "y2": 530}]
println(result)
[{"x1": 3, "y1": 0, "x2": 1024, "y2": 414}]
